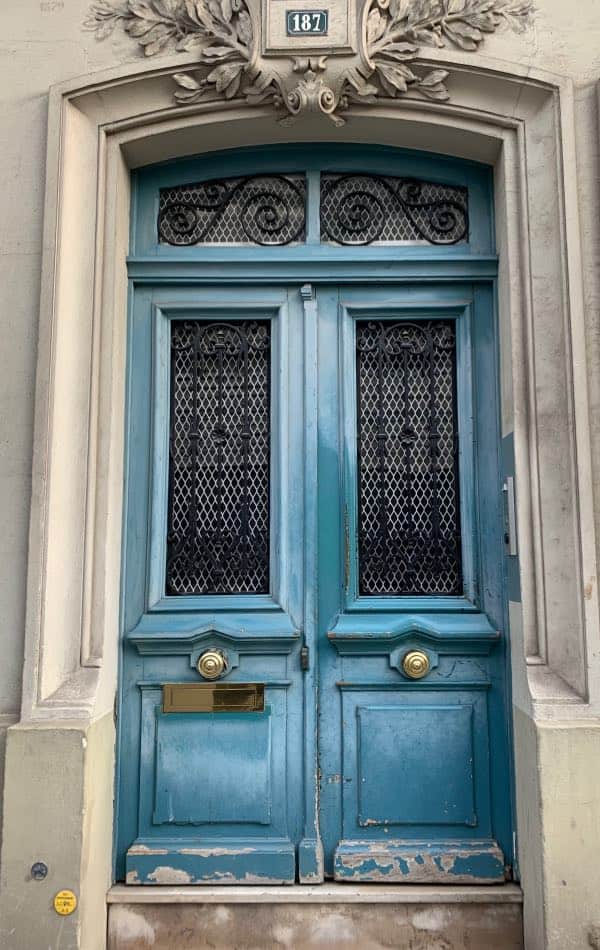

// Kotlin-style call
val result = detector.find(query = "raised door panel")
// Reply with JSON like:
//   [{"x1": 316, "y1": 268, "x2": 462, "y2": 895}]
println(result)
[
  {"x1": 357, "y1": 704, "x2": 475, "y2": 828},
  {"x1": 153, "y1": 709, "x2": 272, "y2": 826}
]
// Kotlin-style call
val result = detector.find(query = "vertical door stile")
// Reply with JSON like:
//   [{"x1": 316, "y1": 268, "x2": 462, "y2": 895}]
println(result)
[{"x1": 298, "y1": 282, "x2": 324, "y2": 882}]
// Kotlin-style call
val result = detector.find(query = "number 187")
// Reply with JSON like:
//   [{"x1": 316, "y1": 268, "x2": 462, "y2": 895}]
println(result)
[{"x1": 288, "y1": 11, "x2": 327, "y2": 33}]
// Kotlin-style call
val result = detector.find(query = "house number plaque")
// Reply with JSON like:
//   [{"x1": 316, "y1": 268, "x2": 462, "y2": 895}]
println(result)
[
  {"x1": 264, "y1": 0, "x2": 353, "y2": 56},
  {"x1": 286, "y1": 10, "x2": 329, "y2": 36}
]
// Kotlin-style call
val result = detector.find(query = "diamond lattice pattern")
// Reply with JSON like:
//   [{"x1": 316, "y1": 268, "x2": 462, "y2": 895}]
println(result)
[
  {"x1": 167, "y1": 320, "x2": 271, "y2": 595},
  {"x1": 321, "y1": 175, "x2": 468, "y2": 245},
  {"x1": 159, "y1": 175, "x2": 306, "y2": 246},
  {"x1": 357, "y1": 319, "x2": 462, "y2": 595}
]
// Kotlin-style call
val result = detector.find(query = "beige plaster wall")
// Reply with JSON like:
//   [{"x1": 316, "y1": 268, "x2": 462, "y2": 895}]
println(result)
[
  {"x1": 0, "y1": 0, "x2": 599, "y2": 717},
  {"x1": 537, "y1": 723, "x2": 600, "y2": 950},
  {"x1": 512, "y1": 711, "x2": 600, "y2": 949},
  {"x1": 0, "y1": 713, "x2": 114, "y2": 950},
  {"x1": 1, "y1": 4, "x2": 600, "y2": 950},
  {"x1": 0, "y1": 5, "x2": 598, "y2": 698}
]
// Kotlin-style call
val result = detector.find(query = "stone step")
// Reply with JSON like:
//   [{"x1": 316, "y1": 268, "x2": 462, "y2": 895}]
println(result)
[{"x1": 107, "y1": 884, "x2": 523, "y2": 949}]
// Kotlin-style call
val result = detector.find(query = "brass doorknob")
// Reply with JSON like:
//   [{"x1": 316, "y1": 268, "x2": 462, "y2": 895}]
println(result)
[
  {"x1": 402, "y1": 650, "x2": 430, "y2": 680},
  {"x1": 197, "y1": 649, "x2": 227, "y2": 680}
]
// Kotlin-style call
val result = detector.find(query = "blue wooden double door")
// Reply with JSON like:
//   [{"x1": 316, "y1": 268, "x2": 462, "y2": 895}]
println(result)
[{"x1": 116, "y1": 148, "x2": 514, "y2": 886}]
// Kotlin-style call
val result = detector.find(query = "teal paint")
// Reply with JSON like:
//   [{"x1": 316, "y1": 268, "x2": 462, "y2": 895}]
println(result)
[
  {"x1": 115, "y1": 145, "x2": 514, "y2": 887},
  {"x1": 333, "y1": 843, "x2": 505, "y2": 883},
  {"x1": 356, "y1": 705, "x2": 476, "y2": 827},
  {"x1": 153, "y1": 709, "x2": 272, "y2": 825},
  {"x1": 451, "y1": 852, "x2": 506, "y2": 880},
  {"x1": 127, "y1": 847, "x2": 296, "y2": 885}
]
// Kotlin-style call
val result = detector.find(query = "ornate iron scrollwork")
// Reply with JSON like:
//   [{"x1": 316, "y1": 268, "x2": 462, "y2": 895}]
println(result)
[
  {"x1": 356, "y1": 319, "x2": 462, "y2": 595},
  {"x1": 321, "y1": 174, "x2": 468, "y2": 245},
  {"x1": 159, "y1": 172, "x2": 467, "y2": 247},
  {"x1": 158, "y1": 174, "x2": 306, "y2": 246},
  {"x1": 166, "y1": 320, "x2": 271, "y2": 595}
]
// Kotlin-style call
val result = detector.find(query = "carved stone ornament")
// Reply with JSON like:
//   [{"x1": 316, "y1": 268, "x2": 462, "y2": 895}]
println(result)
[{"x1": 85, "y1": 0, "x2": 533, "y2": 126}]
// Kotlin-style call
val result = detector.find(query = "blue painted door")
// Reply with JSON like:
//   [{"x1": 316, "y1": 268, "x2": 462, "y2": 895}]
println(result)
[
  {"x1": 317, "y1": 284, "x2": 513, "y2": 883},
  {"x1": 116, "y1": 146, "x2": 514, "y2": 886}
]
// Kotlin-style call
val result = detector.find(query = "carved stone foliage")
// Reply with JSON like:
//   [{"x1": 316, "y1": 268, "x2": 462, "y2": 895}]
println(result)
[{"x1": 85, "y1": 0, "x2": 532, "y2": 125}]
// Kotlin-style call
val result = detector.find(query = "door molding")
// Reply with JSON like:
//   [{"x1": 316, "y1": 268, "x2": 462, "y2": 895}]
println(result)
[
  {"x1": 20, "y1": 61, "x2": 596, "y2": 718},
  {"x1": 2, "y1": 52, "x2": 599, "y2": 950}
]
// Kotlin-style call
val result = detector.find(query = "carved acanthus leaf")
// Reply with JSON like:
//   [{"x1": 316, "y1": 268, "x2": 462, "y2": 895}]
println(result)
[
  {"x1": 85, "y1": 0, "x2": 533, "y2": 124},
  {"x1": 360, "y1": 0, "x2": 533, "y2": 103}
]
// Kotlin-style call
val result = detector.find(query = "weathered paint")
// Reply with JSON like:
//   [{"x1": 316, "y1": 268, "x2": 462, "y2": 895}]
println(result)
[
  {"x1": 334, "y1": 843, "x2": 506, "y2": 884},
  {"x1": 127, "y1": 849, "x2": 296, "y2": 885}
]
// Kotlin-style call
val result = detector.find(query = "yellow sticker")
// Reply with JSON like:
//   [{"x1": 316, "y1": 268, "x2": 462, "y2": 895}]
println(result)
[{"x1": 53, "y1": 890, "x2": 78, "y2": 916}]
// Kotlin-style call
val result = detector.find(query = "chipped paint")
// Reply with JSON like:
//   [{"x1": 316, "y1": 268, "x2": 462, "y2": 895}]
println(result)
[
  {"x1": 128, "y1": 845, "x2": 169, "y2": 856},
  {"x1": 211, "y1": 907, "x2": 232, "y2": 925},
  {"x1": 334, "y1": 842, "x2": 505, "y2": 884},
  {"x1": 127, "y1": 840, "x2": 296, "y2": 884},
  {"x1": 147, "y1": 867, "x2": 193, "y2": 884},
  {"x1": 298, "y1": 836, "x2": 324, "y2": 884},
  {"x1": 179, "y1": 847, "x2": 255, "y2": 857},
  {"x1": 200, "y1": 870, "x2": 290, "y2": 884}
]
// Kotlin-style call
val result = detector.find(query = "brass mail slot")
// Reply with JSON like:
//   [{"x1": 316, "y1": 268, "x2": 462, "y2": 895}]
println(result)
[{"x1": 162, "y1": 682, "x2": 265, "y2": 713}]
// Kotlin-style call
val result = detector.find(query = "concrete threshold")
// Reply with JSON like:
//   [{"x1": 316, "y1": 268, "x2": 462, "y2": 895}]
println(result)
[{"x1": 108, "y1": 883, "x2": 523, "y2": 904}]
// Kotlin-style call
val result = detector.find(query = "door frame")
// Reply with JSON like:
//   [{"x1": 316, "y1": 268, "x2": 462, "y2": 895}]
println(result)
[{"x1": 3, "y1": 60, "x2": 596, "y2": 949}]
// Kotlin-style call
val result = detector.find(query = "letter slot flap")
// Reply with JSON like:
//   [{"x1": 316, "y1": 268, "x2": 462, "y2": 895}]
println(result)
[{"x1": 163, "y1": 682, "x2": 265, "y2": 713}]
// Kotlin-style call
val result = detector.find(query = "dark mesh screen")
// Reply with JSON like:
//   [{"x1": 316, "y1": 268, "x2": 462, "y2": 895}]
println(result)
[
  {"x1": 357, "y1": 319, "x2": 462, "y2": 595},
  {"x1": 166, "y1": 320, "x2": 271, "y2": 595}
]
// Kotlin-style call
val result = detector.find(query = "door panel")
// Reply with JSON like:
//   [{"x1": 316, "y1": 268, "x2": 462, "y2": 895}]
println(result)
[
  {"x1": 118, "y1": 286, "x2": 307, "y2": 885},
  {"x1": 317, "y1": 285, "x2": 512, "y2": 883}
]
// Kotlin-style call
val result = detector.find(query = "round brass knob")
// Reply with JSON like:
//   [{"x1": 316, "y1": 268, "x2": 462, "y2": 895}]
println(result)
[
  {"x1": 197, "y1": 649, "x2": 227, "y2": 680},
  {"x1": 402, "y1": 650, "x2": 430, "y2": 680}
]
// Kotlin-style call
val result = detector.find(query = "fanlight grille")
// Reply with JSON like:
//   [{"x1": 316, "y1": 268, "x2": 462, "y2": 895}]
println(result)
[
  {"x1": 157, "y1": 172, "x2": 469, "y2": 247},
  {"x1": 158, "y1": 175, "x2": 306, "y2": 246},
  {"x1": 321, "y1": 175, "x2": 468, "y2": 245}
]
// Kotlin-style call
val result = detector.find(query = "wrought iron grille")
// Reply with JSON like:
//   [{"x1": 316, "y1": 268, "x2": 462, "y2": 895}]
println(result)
[
  {"x1": 158, "y1": 175, "x2": 306, "y2": 246},
  {"x1": 321, "y1": 175, "x2": 468, "y2": 245},
  {"x1": 356, "y1": 319, "x2": 462, "y2": 595},
  {"x1": 166, "y1": 320, "x2": 271, "y2": 595}
]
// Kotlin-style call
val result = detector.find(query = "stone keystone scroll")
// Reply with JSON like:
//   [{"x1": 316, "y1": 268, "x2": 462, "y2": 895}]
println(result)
[{"x1": 85, "y1": 0, "x2": 533, "y2": 126}]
